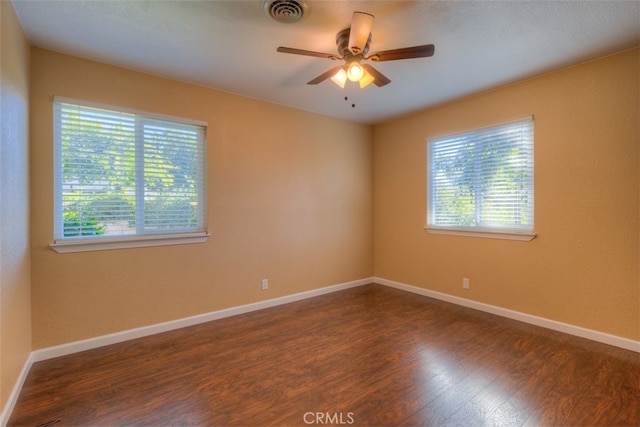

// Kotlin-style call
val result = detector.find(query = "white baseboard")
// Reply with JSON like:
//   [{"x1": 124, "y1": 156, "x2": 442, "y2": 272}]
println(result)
[
  {"x1": 31, "y1": 277, "x2": 373, "y2": 363},
  {"x1": 26, "y1": 275, "x2": 640, "y2": 362},
  {"x1": 0, "y1": 352, "x2": 34, "y2": 427},
  {"x1": 373, "y1": 276, "x2": 640, "y2": 353}
]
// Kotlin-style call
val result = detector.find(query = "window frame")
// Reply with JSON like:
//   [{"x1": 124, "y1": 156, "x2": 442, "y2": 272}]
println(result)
[
  {"x1": 50, "y1": 97, "x2": 209, "y2": 253},
  {"x1": 426, "y1": 117, "x2": 536, "y2": 241}
]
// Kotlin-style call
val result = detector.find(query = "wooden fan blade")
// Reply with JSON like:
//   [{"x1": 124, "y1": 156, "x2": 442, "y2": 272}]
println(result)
[
  {"x1": 307, "y1": 65, "x2": 345, "y2": 85},
  {"x1": 363, "y1": 64, "x2": 391, "y2": 87},
  {"x1": 348, "y1": 11, "x2": 374, "y2": 55},
  {"x1": 277, "y1": 47, "x2": 339, "y2": 60},
  {"x1": 367, "y1": 44, "x2": 435, "y2": 62}
]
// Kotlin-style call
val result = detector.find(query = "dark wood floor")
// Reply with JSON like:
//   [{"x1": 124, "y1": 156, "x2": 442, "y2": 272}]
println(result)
[{"x1": 9, "y1": 284, "x2": 640, "y2": 426}]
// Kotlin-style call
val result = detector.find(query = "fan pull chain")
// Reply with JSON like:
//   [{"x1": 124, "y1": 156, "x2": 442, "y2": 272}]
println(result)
[{"x1": 344, "y1": 96, "x2": 356, "y2": 108}]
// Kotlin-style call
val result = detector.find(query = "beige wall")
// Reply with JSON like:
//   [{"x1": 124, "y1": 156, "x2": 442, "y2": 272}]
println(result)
[
  {"x1": 30, "y1": 48, "x2": 373, "y2": 349},
  {"x1": 18, "y1": 26, "x2": 640, "y2": 356},
  {"x1": 0, "y1": 0, "x2": 31, "y2": 414},
  {"x1": 374, "y1": 49, "x2": 640, "y2": 341}
]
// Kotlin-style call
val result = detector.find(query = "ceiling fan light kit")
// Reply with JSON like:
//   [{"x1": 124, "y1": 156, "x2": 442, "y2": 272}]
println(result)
[
  {"x1": 358, "y1": 68, "x2": 376, "y2": 89},
  {"x1": 331, "y1": 69, "x2": 347, "y2": 88},
  {"x1": 329, "y1": 61, "x2": 375, "y2": 89},
  {"x1": 276, "y1": 11, "x2": 435, "y2": 89},
  {"x1": 346, "y1": 59, "x2": 364, "y2": 82}
]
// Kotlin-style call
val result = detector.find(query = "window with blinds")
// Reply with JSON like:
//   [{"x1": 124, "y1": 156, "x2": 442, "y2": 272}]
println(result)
[
  {"x1": 53, "y1": 98, "x2": 207, "y2": 244},
  {"x1": 427, "y1": 118, "x2": 534, "y2": 238}
]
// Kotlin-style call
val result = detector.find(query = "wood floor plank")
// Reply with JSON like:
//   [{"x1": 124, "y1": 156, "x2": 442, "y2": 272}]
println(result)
[{"x1": 8, "y1": 284, "x2": 640, "y2": 427}]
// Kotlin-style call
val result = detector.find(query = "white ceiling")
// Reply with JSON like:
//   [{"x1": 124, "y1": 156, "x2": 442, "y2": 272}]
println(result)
[{"x1": 12, "y1": 0, "x2": 640, "y2": 125}]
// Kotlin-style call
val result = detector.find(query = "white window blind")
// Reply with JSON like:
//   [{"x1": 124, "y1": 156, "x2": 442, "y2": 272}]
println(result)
[
  {"x1": 427, "y1": 118, "x2": 534, "y2": 236},
  {"x1": 53, "y1": 99, "x2": 207, "y2": 244}
]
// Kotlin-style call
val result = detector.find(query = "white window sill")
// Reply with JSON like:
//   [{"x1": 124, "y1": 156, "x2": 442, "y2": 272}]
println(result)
[
  {"x1": 425, "y1": 227, "x2": 536, "y2": 241},
  {"x1": 50, "y1": 232, "x2": 210, "y2": 253}
]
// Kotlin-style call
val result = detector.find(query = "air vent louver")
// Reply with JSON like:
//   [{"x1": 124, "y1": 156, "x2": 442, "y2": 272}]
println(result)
[{"x1": 262, "y1": 0, "x2": 309, "y2": 24}]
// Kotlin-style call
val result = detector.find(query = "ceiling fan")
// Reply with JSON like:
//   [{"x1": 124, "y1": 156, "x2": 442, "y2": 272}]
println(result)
[{"x1": 277, "y1": 11, "x2": 435, "y2": 89}]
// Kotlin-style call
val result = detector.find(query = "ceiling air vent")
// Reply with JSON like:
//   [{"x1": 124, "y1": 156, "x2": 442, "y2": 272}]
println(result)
[{"x1": 263, "y1": 0, "x2": 309, "y2": 24}]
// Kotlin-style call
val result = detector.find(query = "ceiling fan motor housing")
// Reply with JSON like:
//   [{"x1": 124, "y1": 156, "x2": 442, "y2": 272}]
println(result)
[
  {"x1": 336, "y1": 28, "x2": 371, "y2": 58},
  {"x1": 263, "y1": 0, "x2": 309, "y2": 24}
]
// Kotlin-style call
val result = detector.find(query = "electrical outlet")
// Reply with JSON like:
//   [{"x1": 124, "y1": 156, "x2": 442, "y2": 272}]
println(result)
[
  {"x1": 261, "y1": 279, "x2": 268, "y2": 290},
  {"x1": 463, "y1": 278, "x2": 470, "y2": 289}
]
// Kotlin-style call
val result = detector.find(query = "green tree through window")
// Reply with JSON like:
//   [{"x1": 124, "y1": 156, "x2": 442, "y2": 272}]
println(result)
[
  {"x1": 54, "y1": 99, "x2": 206, "y2": 241},
  {"x1": 427, "y1": 118, "x2": 534, "y2": 236}
]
